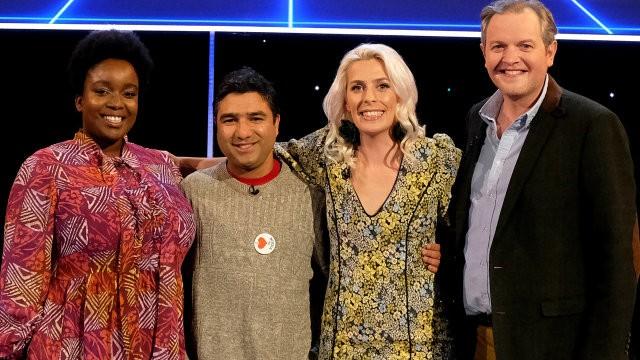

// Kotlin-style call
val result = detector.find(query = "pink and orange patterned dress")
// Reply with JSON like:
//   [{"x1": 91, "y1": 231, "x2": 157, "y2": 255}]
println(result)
[{"x1": 0, "y1": 131, "x2": 195, "y2": 359}]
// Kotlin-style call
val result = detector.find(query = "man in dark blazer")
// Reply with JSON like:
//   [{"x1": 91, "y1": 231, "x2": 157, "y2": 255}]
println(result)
[{"x1": 448, "y1": 0, "x2": 637, "y2": 359}]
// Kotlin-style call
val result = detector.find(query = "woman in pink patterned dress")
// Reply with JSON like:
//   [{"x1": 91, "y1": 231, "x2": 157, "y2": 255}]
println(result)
[{"x1": 0, "y1": 30, "x2": 195, "y2": 359}]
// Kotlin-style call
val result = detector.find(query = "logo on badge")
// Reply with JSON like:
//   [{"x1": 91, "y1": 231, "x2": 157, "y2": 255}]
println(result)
[{"x1": 254, "y1": 233, "x2": 276, "y2": 255}]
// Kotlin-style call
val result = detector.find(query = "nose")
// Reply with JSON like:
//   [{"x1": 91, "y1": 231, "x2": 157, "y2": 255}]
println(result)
[
  {"x1": 363, "y1": 86, "x2": 377, "y2": 103},
  {"x1": 106, "y1": 93, "x2": 124, "y2": 109},
  {"x1": 501, "y1": 45, "x2": 521, "y2": 64},
  {"x1": 234, "y1": 119, "x2": 253, "y2": 138}
]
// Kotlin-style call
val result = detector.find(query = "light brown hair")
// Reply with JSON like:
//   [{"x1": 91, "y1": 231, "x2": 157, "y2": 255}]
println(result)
[{"x1": 481, "y1": 0, "x2": 558, "y2": 46}]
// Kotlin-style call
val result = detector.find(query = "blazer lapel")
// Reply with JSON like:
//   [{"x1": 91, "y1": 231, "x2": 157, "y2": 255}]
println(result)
[{"x1": 493, "y1": 77, "x2": 565, "y2": 241}]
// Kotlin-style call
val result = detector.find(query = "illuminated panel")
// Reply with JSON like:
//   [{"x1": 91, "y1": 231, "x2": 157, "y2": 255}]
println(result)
[
  {"x1": 0, "y1": 0, "x2": 66, "y2": 22},
  {"x1": 569, "y1": 0, "x2": 640, "y2": 34},
  {"x1": 550, "y1": 1, "x2": 610, "y2": 34},
  {"x1": 1, "y1": 0, "x2": 640, "y2": 37},
  {"x1": 294, "y1": 0, "x2": 588, "y2": 33},
  {"x1": 294, "y1": 0, "x2": 618, "y2": 34},
  {"x1": 56, "y1": 0, "x2": 288, "y2": 25},
  {"x1": 53, "y1": 0, "x2": 287, "y2": 26},
  {"x1": 294, "y1": 0, "x2": 478, "y2": 29}
]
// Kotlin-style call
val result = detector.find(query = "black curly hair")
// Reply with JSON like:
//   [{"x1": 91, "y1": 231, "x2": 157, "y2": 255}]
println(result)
[
  {"x1": 68, "y1": 30, "x2": 153, "y2": 97},
  {"x1": 214, "y1": 67, "x2": 280, "y2": 120}
]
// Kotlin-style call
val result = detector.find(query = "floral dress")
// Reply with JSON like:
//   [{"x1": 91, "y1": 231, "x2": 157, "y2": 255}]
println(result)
[
  {"x1": 276, "y1": 127, "x2": 461, "y2": 359},
  {"x1": 0, "y1": 131, "x2": 196, "y2": 359}
]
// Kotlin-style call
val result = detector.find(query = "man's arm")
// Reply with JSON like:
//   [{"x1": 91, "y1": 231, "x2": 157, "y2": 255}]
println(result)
[
  {"x1": 421, "y1": 244, "x2": 441, "y2": 273},
  {"x1": 309, "y1": 189, "x2": 328, "y2": 359},
  {"x1": 168, "y1": 156, "x2": 224, "y2": 177},
  {"x1": 580, "y1": 111, "x2": 636, "y2": 359},
  {"x1": 633, "y1": 215, "x2": 639, "y2": 280}
]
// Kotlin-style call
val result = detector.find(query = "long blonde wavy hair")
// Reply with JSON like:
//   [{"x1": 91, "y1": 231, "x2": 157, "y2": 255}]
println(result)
[{"x1": 323, "y1": 43, "x2": 425, "y2": 167}]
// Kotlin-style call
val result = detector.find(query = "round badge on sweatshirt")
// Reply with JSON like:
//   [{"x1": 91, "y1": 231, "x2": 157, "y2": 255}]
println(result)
[{"x1": 254, "y1": 233, "x2": 276, "y2": 255}]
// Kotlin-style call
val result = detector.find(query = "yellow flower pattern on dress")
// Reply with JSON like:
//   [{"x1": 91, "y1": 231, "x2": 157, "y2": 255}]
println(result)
[{"x1": 276, "y1": 127, "x2": 461, "y2": 359}]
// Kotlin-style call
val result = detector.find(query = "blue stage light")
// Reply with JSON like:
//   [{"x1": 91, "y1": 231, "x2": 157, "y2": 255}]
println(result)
[
  {"x1": 207, "y1": 32, "x2": 215, "y2": 158},
  {"x1": 1, "y1": 0, "x2": 639, "y2": 39},
  {"x1": 570, "y1": 0, "x2": 613, "y2": 34},
  {"x1": 49, "y1": 0, "x2": 76, "y2": 24}
]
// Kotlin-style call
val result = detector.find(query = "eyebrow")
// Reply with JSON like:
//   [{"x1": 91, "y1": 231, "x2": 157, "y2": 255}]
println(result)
[
  {"x1": 490, "y1": 38, "x2": 536, "y2": 44},
  {"x1": 219, "y1": 111, "x2": 268, "y2": 118},
  {"x1": 219, "y1": 112, "x2": 238, "y2": 119},
  {"x1": 90, "y1": 80, "x2": 139, "y2": 88},
  {"x1": 348, "y1": 77, "x2": 390, "y2": 84}
]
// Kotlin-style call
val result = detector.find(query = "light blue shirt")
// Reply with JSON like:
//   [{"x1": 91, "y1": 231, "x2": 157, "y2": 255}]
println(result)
[{"x1": 463, "y1": 75, "x2": 549, "y2": 315}]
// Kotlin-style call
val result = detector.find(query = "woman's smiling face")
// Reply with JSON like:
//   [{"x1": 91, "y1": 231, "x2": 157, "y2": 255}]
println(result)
[
  {"x1": 344, "y1": 58, "x2": 398, "y2": 139},
  {"x1": 75, "y1": 58, "x2": 139, "y2": 156}
]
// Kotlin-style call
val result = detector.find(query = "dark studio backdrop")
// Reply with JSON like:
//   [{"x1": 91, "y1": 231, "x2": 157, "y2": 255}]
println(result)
[{"x1": 0, "y1": 29, "x2": 639, "y2": 256}]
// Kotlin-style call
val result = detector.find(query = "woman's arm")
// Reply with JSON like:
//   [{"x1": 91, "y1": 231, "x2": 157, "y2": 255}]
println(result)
[
  {"x1": 275, "y1": 127, "x2": 330, "y2": 187},
  {"x1": 0, "y1": 155, "x2": 56, "y2": 357},
  {"x1": 419, "y1": 134, "x2": 461, "y2": 274},
  {"x1": 170, "y1": 127, "x2": 330, "y2": 181}
]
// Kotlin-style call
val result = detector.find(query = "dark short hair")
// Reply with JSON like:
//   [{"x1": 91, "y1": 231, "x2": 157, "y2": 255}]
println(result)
[
  {"x1": 214, "y1": 67, "x2": 279, "y2": 119},
  {"x1": 68, "y1": 30, "x2": 153, "y2": 96}
]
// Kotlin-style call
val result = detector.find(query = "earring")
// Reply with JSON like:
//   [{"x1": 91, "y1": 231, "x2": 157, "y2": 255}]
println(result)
[
  {"x1": 338, "y1": 119, "x2": 360, "y2": 148},
  {"x1": 391, "y1": 122, "x2": 406, "y2": 142}
]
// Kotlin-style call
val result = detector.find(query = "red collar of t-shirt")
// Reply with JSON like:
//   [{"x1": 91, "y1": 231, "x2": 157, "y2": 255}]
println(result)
[{"x1": 228, "y1": 158, "x2": 281, "y2": 186}]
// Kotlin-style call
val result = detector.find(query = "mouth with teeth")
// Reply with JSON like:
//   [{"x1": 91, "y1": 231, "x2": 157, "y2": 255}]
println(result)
[
  {"x1": 359, "y1": 110, "x2": 385, "y2": 121},
  {"x1": 497, "y1": 69, "x2": 527, "y2": 77},
  {"x1": 103, "y1": 115, "x2": 124, "y2": 126},
  {"x1": 232, "y1": 142, "x2": 257, "y2": 152}
]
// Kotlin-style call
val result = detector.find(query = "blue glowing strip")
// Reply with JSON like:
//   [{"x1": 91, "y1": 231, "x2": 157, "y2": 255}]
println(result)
[
  {"x1": 49, "y1": 0, "x2": 76, "y2": 24},
  {"x1": 0, "y1": 19, "x2": 627, "y2": 32},
  {"x1": 0, "y1": 23, "x2": 480, "y2": 36},
  {"x1": 295, "y1": 21, "x2": 479, "y2": 28},
  {"x1": 288, "y1": 0, "x2": 293, "y2": 28},
  {"x1": 0, "y1": 21, "x2": 633, "y2": 34},
  {"x1": 611, "y1": 27, "x2": 640, "y2": 31},
  {"x1": 555, "y1": 33, "x2": 640, "y2": 41},
  {"x1": 559, "y1": 25, "x2": 618, "y2": 30},
  {"x1": 1, "y1": 23, "x2": 639, "y2": 41},
  {"x1": 0, "y1": 16, "x2": 52, "y2": 21},
  {"x1": 570, "y1": 0, "x2": 613, "y2": 34},
  {"x1": 207, "y1": 32, "x2": 215, "y2": 157},
  {"x1": 54, "y1": 17, "x2": 288, "y2": 25}
]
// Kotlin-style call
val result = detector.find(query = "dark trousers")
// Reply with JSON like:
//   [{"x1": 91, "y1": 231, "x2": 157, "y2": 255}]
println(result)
[
  {"x1": 630, "y1": 280, "x2": 640, "y2": 359},
  {"x1": 455, "y1": 314, "x2": 493, "y2": 360}
]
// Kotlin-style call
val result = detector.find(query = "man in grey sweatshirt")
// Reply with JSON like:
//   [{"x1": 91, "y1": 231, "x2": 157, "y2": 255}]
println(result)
[{"x1": 181, "y1": 67, "x2": 327, "y2": 360}]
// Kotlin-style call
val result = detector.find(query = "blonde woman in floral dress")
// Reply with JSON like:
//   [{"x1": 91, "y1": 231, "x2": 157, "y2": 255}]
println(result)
[{"x1": 276, "y1": 44, "x2": 461, "y2": 359}]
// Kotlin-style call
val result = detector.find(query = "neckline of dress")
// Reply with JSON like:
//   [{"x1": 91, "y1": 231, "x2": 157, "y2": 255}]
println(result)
[{"x1": 348, "y1": 157, "x2": 404, "y2": 218}]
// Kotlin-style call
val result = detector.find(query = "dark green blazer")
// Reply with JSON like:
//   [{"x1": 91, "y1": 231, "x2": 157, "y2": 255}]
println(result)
[{"x1": 450, "y1": 77, "x2": 637, "y2": 359}]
